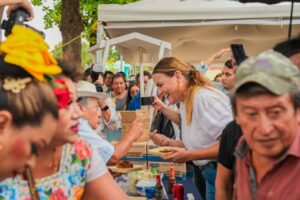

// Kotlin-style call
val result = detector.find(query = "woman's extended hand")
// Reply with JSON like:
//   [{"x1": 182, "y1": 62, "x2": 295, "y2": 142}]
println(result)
[
  {"x1": 149, "y1": 130, "x2": 172, "y2": 146},
  {"x1": 163, "y1": 147, "x2": 190, "y2": 163}
]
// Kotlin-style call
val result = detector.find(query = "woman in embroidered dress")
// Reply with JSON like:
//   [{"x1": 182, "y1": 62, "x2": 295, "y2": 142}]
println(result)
[
  {"x1": 0, "y1": 59, "x2": 129, "y2": 199},
  {"x1": 0, "y1": 25, "x2": 61, "y2": 182}
]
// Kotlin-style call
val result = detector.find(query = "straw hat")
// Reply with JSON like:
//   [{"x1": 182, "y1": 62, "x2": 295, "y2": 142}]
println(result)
[{"x1": 76, "y1": 80, "x2": 108, "y2": 102}]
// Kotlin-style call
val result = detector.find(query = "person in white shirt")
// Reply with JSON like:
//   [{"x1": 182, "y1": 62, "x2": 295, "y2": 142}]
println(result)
[{"x1": 150, "y1": 57, "x2": 232, "y2": 200}]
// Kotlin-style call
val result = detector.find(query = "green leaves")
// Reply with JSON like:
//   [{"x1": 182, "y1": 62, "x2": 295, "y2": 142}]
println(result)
[{"x1": 32, "y1": 0, "x2": 138, "y2": 67}]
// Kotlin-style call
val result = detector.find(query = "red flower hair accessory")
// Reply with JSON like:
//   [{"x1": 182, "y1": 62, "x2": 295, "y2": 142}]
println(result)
[{"x1": 52, "y1": 79, "x2": 70, "y2": 109}]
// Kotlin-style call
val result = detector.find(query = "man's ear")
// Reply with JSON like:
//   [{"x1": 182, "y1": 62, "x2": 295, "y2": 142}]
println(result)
[
  {"x1": 77, "y1": 104, "x2": 85, "y2": 113},
  {"x1": 0, "y1": 111, "x2": 12, "y2": 135}
]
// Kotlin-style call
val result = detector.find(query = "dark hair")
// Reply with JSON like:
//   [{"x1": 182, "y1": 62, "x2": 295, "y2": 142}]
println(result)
[
  {"x1": 113, "y1": 72, "x2": 126, "y2": 82},
  {"x1": 57, "y1": 59, "x2": 81, "y2": 81},
  {"x1": 104, "y1": 71, "x2": 114, "y2": 79},
  {"x1": 136, "y1": 71, "x2": 152, "y2": 81},
  {"x1": 0, "y1": 77, "x2": 59, "y2": 128},
  {"x1": 90, "y1": 71, "x2": 104, "y2": 83},
  {"x1": 273, "y1": 35, "x2": 300, "y2": 57},
  {"x1": 126, "y1": 83, "x2": 138, "y2": 109},
  {"x1": 231, "y1": 82, "x2": 300, "y2": 115},
  {"x1": 119, "y1": 71, "x2": 126, "y2": 79},
  {"x1": 225, "y1": 59, "x2": 234, "y2": 68}
]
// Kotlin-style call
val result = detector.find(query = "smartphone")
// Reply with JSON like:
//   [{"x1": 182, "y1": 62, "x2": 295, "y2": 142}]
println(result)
[
  {"x1": 140, "y1": 96, "x2": 154, "y2": 106},
  {"x1": 230, "y1": 44, "x2": 247, "y2": 66}
]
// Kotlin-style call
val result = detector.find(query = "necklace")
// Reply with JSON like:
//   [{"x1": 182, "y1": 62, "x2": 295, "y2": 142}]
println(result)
[{"x1": 24, "y1": 166, "x2": 40, "y2": 200}]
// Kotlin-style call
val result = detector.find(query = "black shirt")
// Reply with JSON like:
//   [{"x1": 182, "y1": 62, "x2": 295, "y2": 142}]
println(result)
[{"x1": 217, "y1": 120, "x2": 243, "y2": 170}]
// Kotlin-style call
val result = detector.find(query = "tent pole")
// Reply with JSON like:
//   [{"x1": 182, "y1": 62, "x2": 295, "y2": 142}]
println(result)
[
  {"x1": 139, "y1": 47, "x2": 145, "y2": 98},
  {"x1": 95, "y1": 23, "x2": 104, "y2": 72},
  {"x1": 120, "y1": 55, "x2": 124, "y2": 72},
  {"x1": 102, "y1": 41, "x2": 110, "y2": 72},
  {"x1": 288, "y1": 1, "x2": 294, "y2": 40},
  {"x1": 158, "y1": 42, "x2": 165, "y2": 60}
]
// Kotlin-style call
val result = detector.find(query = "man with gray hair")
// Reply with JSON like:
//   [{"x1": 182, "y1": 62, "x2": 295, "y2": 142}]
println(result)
[
  {"x1": 76, "y1": 81, "x2": 143, "y2": 165},
  {"x1": 231, "y1": 50, "x2": 300, "y2": 200}
]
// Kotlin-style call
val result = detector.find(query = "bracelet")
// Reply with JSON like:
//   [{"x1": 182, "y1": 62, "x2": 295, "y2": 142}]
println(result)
[{"x1": 101, "y1": 105, "x2": 109, "y2": 111}]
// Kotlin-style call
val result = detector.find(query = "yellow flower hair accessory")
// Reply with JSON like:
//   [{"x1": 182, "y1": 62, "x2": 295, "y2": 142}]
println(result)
[{"x1": 0, "y1": 25, "x2": 62, "y2": 81}]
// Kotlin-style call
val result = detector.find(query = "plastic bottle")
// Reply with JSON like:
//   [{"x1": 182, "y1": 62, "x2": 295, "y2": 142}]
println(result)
[{"x1": 187, "y1": 193, "x2": 195, "y2": 200}]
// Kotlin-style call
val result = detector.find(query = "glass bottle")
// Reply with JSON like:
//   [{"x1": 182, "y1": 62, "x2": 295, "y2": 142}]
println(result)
[
  {"x1": 155, "y1": 174, "x2": 162, "y2": 200},
  {"x1": 168, "y1": 167, "x2": 176, "y2": 194}
]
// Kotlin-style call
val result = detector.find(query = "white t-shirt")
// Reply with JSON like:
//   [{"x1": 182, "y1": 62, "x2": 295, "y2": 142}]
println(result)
[
  {"x1": 87, "y1": 144, "x2": 108, "y2": 182},
  {"x1": 180, "y1": 87, "x2": 233, "y2": 166}
]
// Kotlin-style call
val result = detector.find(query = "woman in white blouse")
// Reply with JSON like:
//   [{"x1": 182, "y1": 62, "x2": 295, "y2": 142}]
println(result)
[{"x1": 150, "y1": 57, "x2": 232, "y2": 200}]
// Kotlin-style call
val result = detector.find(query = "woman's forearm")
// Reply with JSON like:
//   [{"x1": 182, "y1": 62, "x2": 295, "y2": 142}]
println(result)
[
  {"x1": 161, "y1": 106, "x2": 181, "y2": 125},
  {"x1": 188, "y1": 143, "x2": 219, "y2": 160}
]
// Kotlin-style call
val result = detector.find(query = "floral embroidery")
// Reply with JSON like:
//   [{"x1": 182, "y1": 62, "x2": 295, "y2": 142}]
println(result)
[
  {"x1": 73, "y1": 186, "x2": 84, "y2": 200},
  {"x1": 74, "y1": 139, "x2": 92, "y2": 160},
  {"x1": 49, "y1": 188, "x2": 68, "y2": 200},
  {"x1": 0, "y1": 139, "x2": 92, "y2": 199}
]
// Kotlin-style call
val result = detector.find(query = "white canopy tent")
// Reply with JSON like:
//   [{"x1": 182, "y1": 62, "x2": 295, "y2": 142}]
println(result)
[
  {"x1": 96, "y1": 0, "x2": 300, "y2": 65},
  {"x1": 89, "y1": 32, "x2": 171, "y2": 96}
]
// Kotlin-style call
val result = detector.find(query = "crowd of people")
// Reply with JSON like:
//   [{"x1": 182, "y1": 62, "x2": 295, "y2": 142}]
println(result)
[{"x1": 1, "y1": 1, "x2": 300, "y2": 200}]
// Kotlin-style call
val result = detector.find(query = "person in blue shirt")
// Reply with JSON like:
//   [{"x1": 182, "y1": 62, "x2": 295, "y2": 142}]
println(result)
[{"x1": 76, "y1": 81, "x2": 143, "y2": 165}]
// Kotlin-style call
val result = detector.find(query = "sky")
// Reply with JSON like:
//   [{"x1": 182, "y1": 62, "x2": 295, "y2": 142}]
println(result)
[
  {"x1": 31, "y1": 5, "x2": 62, "y2": 50},
  {"x1": 1, "y1": 3, "x2": 61, "y2": 50}
]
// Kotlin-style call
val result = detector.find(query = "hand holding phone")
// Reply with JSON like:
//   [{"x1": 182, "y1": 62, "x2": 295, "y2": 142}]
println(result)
[
  {"x1": 140, "y1": 96, "x2": 154, "y2": 106},
  {"x1": 230, "y1": 44, "x2": 247, "y2": 66}
]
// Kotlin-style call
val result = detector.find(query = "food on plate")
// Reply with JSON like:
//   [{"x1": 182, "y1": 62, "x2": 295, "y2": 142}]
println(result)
[
  {"x1": 116, "y1": 161, "x2": 134, "y2": 169},
  {"x1": 159, "y1": 149, "x2": 172, "y2": 153}
]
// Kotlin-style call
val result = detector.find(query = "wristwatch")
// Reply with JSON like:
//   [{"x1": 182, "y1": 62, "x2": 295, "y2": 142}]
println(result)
[{"x1": 100, "y1": 105, "x2": 109, "y2": 111}]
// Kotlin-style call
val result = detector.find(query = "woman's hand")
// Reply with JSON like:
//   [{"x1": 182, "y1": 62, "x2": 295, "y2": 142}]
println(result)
[
  {"x1": 149, "y1": 130, "x2": 172, "y2": 146},
  {"x1": 163, "y1": 147, "x2": 190, "y2": 163},
  {"x1": 152, "y1": 96, "x2": 166, "y2": 112}
]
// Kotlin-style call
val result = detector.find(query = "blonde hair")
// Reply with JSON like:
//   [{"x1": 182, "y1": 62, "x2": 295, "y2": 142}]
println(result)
[
  {"x1": 0, "y1": 76, "x2": 59, "y2": 128},
  {"x1": 153, "y1": 57, "x2": 214, "y2": 125}
]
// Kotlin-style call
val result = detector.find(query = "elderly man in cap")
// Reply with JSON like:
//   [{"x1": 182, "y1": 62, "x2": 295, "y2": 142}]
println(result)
[
  {"x1": 76, "y1": 80, "x2": 143, "y2": 165},
  {"x1": 231, "y1": 50, "x2": 300, "y2": 200}
]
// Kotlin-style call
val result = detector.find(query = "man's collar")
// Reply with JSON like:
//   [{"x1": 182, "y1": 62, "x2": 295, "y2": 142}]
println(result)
[
  {"x1": 234, "y1": 137, "x2": 249, "y2": 160},
  {"x1": 79, "y1": 118, "x2": 89, "y2": 126},
  {"x1": 287, "y1": 131, "x2": 300, "y2": 158}
]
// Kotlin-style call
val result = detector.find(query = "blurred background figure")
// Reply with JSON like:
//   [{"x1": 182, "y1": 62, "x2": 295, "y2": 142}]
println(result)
[
  {"x1": 103, "y1": 71, "x2": 114, "y2": 93},
  {"x1": 220, "y1": 59, "x2": 238, "y2": 92}
]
